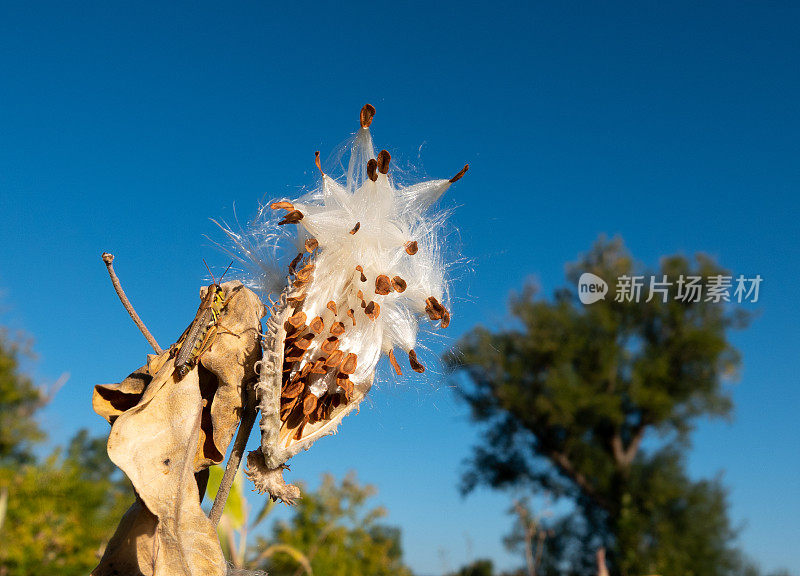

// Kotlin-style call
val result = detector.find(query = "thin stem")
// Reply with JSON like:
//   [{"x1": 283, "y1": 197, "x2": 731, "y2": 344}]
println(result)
[
  {"x1": 209, "y1": 389, "x2": 258, "y2": 526},
  {"x1": 101, "y1": 252, "x2": 163, "y2": 354}
]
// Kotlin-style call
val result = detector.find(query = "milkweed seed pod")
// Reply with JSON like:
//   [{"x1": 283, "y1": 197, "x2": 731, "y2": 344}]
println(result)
[{"x1": 239, "y1": 105, "x2": 468, "y2": 502}]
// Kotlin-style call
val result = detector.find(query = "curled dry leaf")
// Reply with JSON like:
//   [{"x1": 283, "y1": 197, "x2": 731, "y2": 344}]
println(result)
[{"x1": 92, "y1": 281, "x2": 263, "y2": 576}]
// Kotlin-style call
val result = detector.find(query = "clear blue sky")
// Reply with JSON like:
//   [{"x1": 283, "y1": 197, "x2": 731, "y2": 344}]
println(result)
[{"x1": 1, "y1": 2, "x2": 798, "y2": 574}]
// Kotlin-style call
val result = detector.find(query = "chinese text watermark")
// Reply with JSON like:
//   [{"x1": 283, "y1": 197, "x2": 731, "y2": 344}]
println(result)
[{"x1": 578, "y1": 273, "x2": 762, "y2": 305}]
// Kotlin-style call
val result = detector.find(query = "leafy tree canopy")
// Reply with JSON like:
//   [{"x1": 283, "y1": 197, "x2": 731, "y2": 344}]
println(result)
[{"x1": 448, "y1": 236, "x2": 752, "y2": 576}]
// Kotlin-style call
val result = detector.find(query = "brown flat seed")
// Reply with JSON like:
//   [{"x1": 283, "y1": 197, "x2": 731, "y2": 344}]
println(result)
[
  {"x1": 347, "y1": 309, "x2": 356, "y2": 326},
  {"x1": 357, "y1": 289, "x2": 364, "y2": 301},
  {"x1": 356, "y1": 265, "x2": 367, "y2": 282},
  {"x1": 303, "y1": 394, "x2": 318, "y2": 415},
  {"x1": 449, "y1": 164, "x2": 469, "y2": 183},
  {"x1": 388, "y1": 349, "x2": 403, "y2": 375},
  {"x1": 327, "y1": 300, "x2": 337, "y2": 315},
  {"x1": 377, "y1": 150, "x2": 391, "y2": 174},
  {"x1": 322, "y1": 336, "x2": 339, "y2": 353},
  {"x1": 405, "y1": 241, "x2": 418, "y2": 255},
  {"x1": 440, "y1": 310, "x2": 451, "y2": 328},
  {"x1": 295, "y1": 263, "x2": 315, "y2": 282},
  {"x1": 408, "y1": 349, "x2": 426, "y2": 373},
  {"x1": 367, "y1": 159, "x2": 378, "y2": 182},
  {"x1": 309, "y1": 316, "x2": 324, "y2": 334},
  {"x1": 270, "y1": 201, "x2": 294, "y2": 211},
  {"x1": 330, "y1": 321, "x2": 345, "y2": 336},
  {"x1": 360, "y1": 103, "x2": 376, "y2": 128},
  {"x1": 375, "y1": 275, "x2": 392, "y2": 295},
  {"x1": 325, "y1": 349, "x2": 344, "y2": 367},
  {"x1": 283, "y1": 377, "x2": 305, "y2": 398},
  {"x1": 278, "y1": 210, "x2": 304, "y2": 225},
  {"x1": 304, "y1": 238, "x2": 319, "y2": 253},
  {"x1": 340, "y1": 353, "x2": 358, "y2": 375},
  {"x1": 289, "y1": 252, "x2": 304, "y2": 273},
  {"x1": 391, "y1": 276, "x2": 407, "y2": 293},
  {"x1": 284, "y1": 348, "x2": 305, "y2": 363},
  {"x1": 300, "y1": 362, "x2": 313, "y2": 378},
  {"x1": 311, "y1": 359, "x2": 327, "y2": 374},
  {"x1": 295, "y1": 333, "x2": 315, "y2": 350},
  {"x1": 287, "y1": 292, "x2": 307, "y2": 304},
  {"x1": 364, "y1": 301, "x2": 380, "y2": 320},
  {"x1": 349, "y1": 222, "x2": 361, "y2": 235},
  {"x1": 288, "y1": 311, "x2": 307, "y2": 328},
  {"x1": 425, "y1": 297, "x2": 446, "y2": 321},
  {"x1": 314, "y1": 151, "x2": 323, "y2": 175}
]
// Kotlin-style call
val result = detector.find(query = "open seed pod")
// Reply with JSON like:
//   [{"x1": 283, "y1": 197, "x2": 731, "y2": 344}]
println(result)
[
  {"x1": 92, "y1": 281, "x2": 263, "y2": 576},
  {"x1": 244, "y1": 105, "x2": 467, "y2": 502}
]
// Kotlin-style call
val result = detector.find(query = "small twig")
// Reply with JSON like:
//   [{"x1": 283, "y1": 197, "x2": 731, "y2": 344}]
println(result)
[
  {"x1": 101, "y1": 252, "x2": 163, "y2": 354},
  {"x1": 209, "y1": 388, "x2": 258, "y2": 526}
]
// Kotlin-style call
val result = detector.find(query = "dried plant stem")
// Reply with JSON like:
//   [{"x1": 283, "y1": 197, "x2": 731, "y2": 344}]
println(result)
[
  {"x1": 101, "y1": 252, "x2": 163, "y2": 354},
  {"x1": 209, "y1": 389, "x2": 258, "y2": 526}
]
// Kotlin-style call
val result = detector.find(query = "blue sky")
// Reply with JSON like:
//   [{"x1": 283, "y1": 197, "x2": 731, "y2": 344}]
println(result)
[{"x1": 1, "y1": 1, "x2": 799, "y2": 574}]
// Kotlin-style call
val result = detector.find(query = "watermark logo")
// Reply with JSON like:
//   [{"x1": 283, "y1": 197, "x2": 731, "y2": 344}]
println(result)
[
  {"x1": 577, "y1": 273, "x2": 762, "y2": 305},
  {"x1": 578, "y1": 273, "x2": 609, "y2": 304}
]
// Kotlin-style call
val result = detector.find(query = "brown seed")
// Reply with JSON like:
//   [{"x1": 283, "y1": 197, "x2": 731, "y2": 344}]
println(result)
[
  {"x1": 408, "y1": 349, "x2": 425, "y2": 373},
  {"x1": 340, "y1": 353, "x2": 358, "y2": 375},
  {"x1": 295, "y1": 333, "x2": 315, "y2": 350},
  {"x1": 356, "y1": 265, "x2": 367, "y2": 282},
  {"x1": 304, "y1": 238, "x2": 319, "y2": 253},
  {"x1": 360, "y1": 103, "x2": 376, "y2": 128},
  {"x1": 364, "y1": 301, "x2": 380, "y2": 320},
  {"x1": 282, "y1": 376, "x2": 304, "y2": 398},
  {"x1": 311, "y1": 359, "x2": 327, "y2": 374},
  {"x1": 322, "y1": 336, "x2": 339, "y2": 353},
  {"x1": 289, "y1": 252, "x2": 304, "y2": 273},
  {"x1": 357, "y1": 289, "x2": 364, "y2": 302},
  {"x1": 349, "y1": 222, "x2": 361, "y2": 235},
  {"x1": 309, "y1": 316, "x2": 324, "y2": 334},
  {"x1": 284, "y1": 347, "x2": 305, "y2": 363},
  {"x1": 295, "y1": 263, "x2": 315, "y2": 282},
  {"x1": 287, "y1": 292, "x2": 307, "y2": 304},
  {"x1": 287, "y1": 311, "x2": 307, "y2": 328},
  {"x1": 314, "y1": 151, "x2": 324, "y2": 175},
  {"x1": 425, "y1": 296, "x2": 447, "y2": 321},
  {"x1": 377, "y1": 150, "x2": 391, "y2": 174},
  {"x1": 300, "y1": 362, "x2": 314, "y2": 378},
  {"x1": 388, "y1": 349, "x2": 403, "y2": 376},
  {"x1": 270, "y1": 201, "x2": 294, "y2": 211},
  {"x1": 405, "y1": 241, "x2": 418, "y2": 255},
  {"x1": 294, "y1": 420, "x2": 307, "y2": 440},
  {"x1": 346, "y1": 309, "x2": 356, "y2": 326},
  {"x1": 375, "y1": 274, "x2": 392, "y2": 295},
  {"x1": 325, "y1": 349, "x2": 344, "y2": 367},
  {"x1": 337, "y1": 375, "x2": 354, "y2": 400},
  {"x1": 449, "y1": 164, "x2": 469, "y2": 183},
  {"x1": 278, "y1": 210, "x2": 304, "y2": 225},
  {"x1": 440, "y1": 310, "x2": 451, "y2": 329},
  {"x1": 367, "y1": 159, "x2": 378, "y2": 182},
  {"x1": 303, "y1": 394, "x2": 318, "y2": 416},
  {"x1": 391, "y1": 276, "x2": 407, "y2": 293},
  {"x1": 330, "y1": 321, "x2": 345, "y2": 336},
  {"x1": 327, "y1": 300, "x2": 338, "y2": 315},
  {"x1": 313, "y1": 399, "x2": 327, "y2": 421}
]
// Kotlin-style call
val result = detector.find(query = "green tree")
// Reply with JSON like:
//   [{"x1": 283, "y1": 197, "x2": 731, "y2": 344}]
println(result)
[
  {"x1": 447, "y1": 558, "x2": 495, "y2": 576},
  {"x1": 0, "y1": 330, "x2": 44, "y2": 465},
  {"x1": 0, "y1": 327, "x2": 133, "y2": 576},
  {"x1": 447, "y1": 236, "x2": 752, "y2": 576},
  {"x1": 260, "y1": 472, "x2": 413, "y2": 576}
]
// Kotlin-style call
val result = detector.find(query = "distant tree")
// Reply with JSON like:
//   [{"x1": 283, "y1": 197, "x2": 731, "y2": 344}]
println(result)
[
  {"x1": 447, "y1": 236, "x2": 753, "y2": 576},
  {"x1": 0, "y1": 432, "x2": 132, "y2": 576},
  {"x1": 260, "y1": 472, "x2": 412, "y2": 576},
  {"x1": 0, "y1": 325, "x2": 132, "y2": 575},
  {"x1": 447, "y1": 558, "x2": 495, "y2": 576},
  {"x1": 0, "y1": 330, "x2": 45, "y2": 465}
]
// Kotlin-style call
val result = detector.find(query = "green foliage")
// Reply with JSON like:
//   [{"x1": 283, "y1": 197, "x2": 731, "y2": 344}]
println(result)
[
  {"x1": 0, "y1": 436, "x2": 132, "y2": 576},
  {"x1": 0, "y1": 330, "x2": 45, "y2": 465},
  {"x1": 448, "y1": 236, "x2": 751, "y2": 576},
  {"x1": 260, "y1": 472, "x2": 413, "y2": 576},
  {"x1": 0, "y1": 325, "x2": 133, "y2": 575},
  {"x1": 446, "y1": 558, "x2": 495, "y2": 576}
]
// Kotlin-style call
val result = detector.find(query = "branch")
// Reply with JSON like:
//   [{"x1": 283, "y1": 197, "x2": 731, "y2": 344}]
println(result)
[
  {"x1": 101, "y1": 252, "x2": 163, "y2": 354},
  {"x1": 209, "y1": 388, "x2": 258, "y2": 526},
  {"x1": 546, "y1": 448, "x2": 610, "y2": 511}
]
